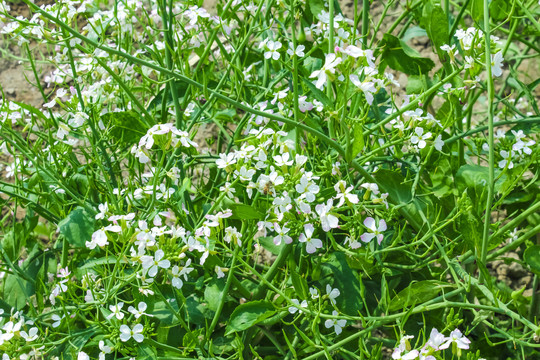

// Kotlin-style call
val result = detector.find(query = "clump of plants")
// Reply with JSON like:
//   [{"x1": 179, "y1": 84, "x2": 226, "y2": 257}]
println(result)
[{"x1": 0, "y1": 0, "x2": 538, "y2": 359}]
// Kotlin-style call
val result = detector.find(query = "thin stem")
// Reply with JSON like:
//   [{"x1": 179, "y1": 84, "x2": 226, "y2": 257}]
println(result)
[{"x1": 480, "y1": 0, "x2": 495, "y2": 279}]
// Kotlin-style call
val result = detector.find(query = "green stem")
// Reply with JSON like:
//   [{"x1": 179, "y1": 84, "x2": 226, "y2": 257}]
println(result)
[
  {"x1": 203, "y1": 247, "x2": 239, "y2": 347},
  {"x1": 480, "y1": 0, "x2": 495, "y2": 280}
]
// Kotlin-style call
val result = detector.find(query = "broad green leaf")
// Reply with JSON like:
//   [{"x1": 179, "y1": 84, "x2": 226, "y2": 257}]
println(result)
[
  {"x1": 380, "y1": 33, "x2": 435, "y2": 75},
  {"x1": 205, "y1": 278, "x2": 227, "y2": 312},
  {"x1": 259, "y1": 236, "x2": 281, "y2": 256},
  {"x1": 320, "y1": 252, "x2": 363, "y2": 315},
  {"x1": 470, "y1": 0, "x2": 484, "y2": 24},
  {"x1": 307, "y1": 0, "x2": 326, "y2": 18},
  {"x1": 429, "y1": 157, "x2": 455, "y2": 198},
  {"x1": 225, "y1": 300, "x2": 275, "y2": 335},
  {"x1": 389, "y1": 280, "x2": 454, "y2": 311},
  {"x1": 423, "y1": 4, "x2": 449, "y2": 51},
  {"x1": 229, "y1": 203, "x2": 264, "y2": 220},
  {"x1": 147, "y1": 81, "x2": 189, "y2": 112},
  {"x1": 137, "y1": 343, "x2": 157, "y2": 358},
  {"x1": 524, "y1": 245, "x2": 540, "y2": 275},
  {"x1": 401, "y1": 26, "x2": 428, "y2": 43},
  {"x1": 374, "y1": 169, "x2": 412, "y2": 204},
  {"x1": 57, "y1": 207, "x2": 95, "y2": 248},
  {"x1": 4, "y1": 273, "x2": 33, "y2": 309},
  {"x1": 103, "y1": 110, "x2": 149, "y2": 146},
  {"x1": 458, "y1": 199, "x2": 482, "y2": 252},
  {"x1": 351, "y1": 124, "x2": 364, "y2": 159},
  {"x1": 490, "y1": 0, "x2": 511, "y2": 21}
]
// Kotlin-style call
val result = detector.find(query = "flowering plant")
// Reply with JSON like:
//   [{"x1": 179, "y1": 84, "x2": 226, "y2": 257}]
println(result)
[{"x1": 0, "y1": 0, "x2": 538, "y2": 359}]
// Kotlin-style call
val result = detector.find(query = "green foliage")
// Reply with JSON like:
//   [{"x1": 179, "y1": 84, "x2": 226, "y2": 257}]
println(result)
[{"x1": 379, "y1": 33, "x2": 436, "y2": 75}]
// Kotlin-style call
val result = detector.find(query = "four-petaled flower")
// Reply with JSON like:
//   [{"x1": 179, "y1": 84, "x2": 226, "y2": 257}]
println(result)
[
  {"x1": 315, "y1": 200, "x2": 339, "y2": 232},
  {"x1": 324, "y1": 311, "x2": 346, "y2": 335},
  {"x1": 141, "y1": 249, "x2": 171, "y2": 277},
  {"x1": 410, "y1": 127, "x2": 432, "y2": 149},
  {"x1": 299, "y1": 223, "x2": 323, "y2": 254},
  {"x1": 360, "y1": 217, "x2": 387, "y2": 245},
  {"x1": 119, "y1": 324, "x2": 144, "y2": 343},
  {"x1": 264, "y1": 40, "x2": 282, "y2": 60},
  {"x1": 273, "y1": 222, "x2": 292, "y2": 245},
  {"x1": 310, "y1": 53, "x2": 342, "y2": 90}
]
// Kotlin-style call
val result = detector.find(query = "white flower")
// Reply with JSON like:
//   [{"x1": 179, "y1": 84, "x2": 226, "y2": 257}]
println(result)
[
  {"x1": 107, "y1": 302, "x2": 125, "y2": 320},
  {"x1": 141, "y1": 249, "x2": 171, "y2": 277},
  {"x1": 119, "y1": 324, "x2": 144, "y2": 343},
  {"x1": 296, "y1": 175, "x2": 320, "y2": 203},
  {"x1": 498, "y1": 150, "x2": 514, "y2": 169},
  {"x1": 361, "y1": 183, "x2": 379, "y2": 195},
  {"x1": 434, "y1": 134, "x2": 444, "y2": 151},
  {"x1": 324, "y1": 311, "x2": 346, "y2": 335},
  {"x1": 309, "y1": 287, "x2": 319, "y2": 299},
  {"x1": 264, "y1": 40, "x2": 282, "y2": 60},
  {"x1": 77, "y1": 352, "x2": 90, "y2": 360},
  {"x1": 128, "y1": 302, "x2": 152, "y2": 319},
  {"x1": 410, "y1": 127, "x2": 432, "y2": 149},
  {"x1": 298, "y1": 96, "x2": 313, "y2": 112},
  {"x1": 224, "y1": 226, "x2": 243, "y2": 246},
  {"x1": 310, "y1": 53, "x2": 342, "y2": 90},
  {"x1": 86, "y1": 225, "x2": 121, "y2": 250},
  {"x1": 299, "y1": 224, "x2": 323, "y2": 254},
  {"x1": 440, "y1": 328, "x2": 471, "y2": 350},
  {"x1": 392, "y1": 335, "x2": 419, "y2": 360},
  {"x1": 326, "y1": 284, "x2": 340, "y2": 305},
  {"x1": 273, "y1": 222, "x2": 292, "y2": 245},
  {"x1": 513, "y1": 139, "x2": 535, "y2": 155},
  {"x1": 95, "y1": 202, "x2": 108, "y2": 220},
  {"x1": 334, "y1": 180, "x2": 359, "y2": 207},
  {"x1": 360, "y1": 217, "x2": 387, "y2": 245},
  {"x1": 273, "y1": 153, "x2": 293, "y2": 167},
  {"x1": 20, "y1": 327, "x2": 38, "y2": 342},
  {"x1": 349, "y1": 75, "x2": 377, "y2": 105},
  {"x1": 216, "y1": 153, "x2": 236, "y2": 169},
  {"x1": 491, "y1": 51, "x2": 503, "y2": 77},
  {"x1": 288, "y1": 299, "x2": 308, "y2": 314},
  {"x1": 424, "y1": 328, "x2": 447, "y2": 351},
  {"x1": 51, "y1": 314, "x2": 64, "y2": 328},
  {"x1": 215, "y1": 266, "x2": 225, "y2": 278},
  {"x1": 99, "y1": 340, "x2": 112, "y2": 360},
  {"x1": 235, "y1": 166, "x2": 256, "y2": 181},
  {"x1": 287, "y1": 43, "x2": 305, "y2": 57},
  {"x1": 315, "y1": 200, "x2": 339, "y2": 232}
]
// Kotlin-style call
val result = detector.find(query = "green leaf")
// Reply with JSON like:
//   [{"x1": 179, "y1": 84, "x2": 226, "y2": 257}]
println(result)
[
  {"x1": 458, "y1": 195, "x2": 482, "y2": 252},
  {"x1": 374, "y1": 169, "x2": 412, "y2": 204},
  {"x1": 401, "y1": 26, "x2": 428, "y2": 43},
  {"x1": 380, "y1": 33, "x2": 435, "y2": 75},
  {"x1": 103, "y1": 110, "x2": 149, "y2": 146},
  {"x1": 302, "y1": 76, "x2": 332, "y2": 108},
  {"x1": 57, "y1": 207, "x2": 95, "y2": 248},
  {"x1": 307, "y1": 0, "x2": 326, "y2": 18},
  {"x1": 205, "y1": 278, "x2": 227, "y2": 312},
  {"x1": 490, "y1": 0, "x2": 511, "y2": 21},
  {"x1": 389, "y1": 280, "x2": 454, "y2": 311},
  {"x1": 423, "y1": 4, "x2": 449, "y2": 51},
  {"x1": 320, "y1": 252, "x2": 364, "y2": 315},
  {"x1": 229, "y1": 203, "x2": 264, "y2": 220},
  {"x1": 351, "y1": 124, "x2": 364, "y2": 159},
  {"x1": 524, "y1": 245, "x2": 540, "y2": 275},
  {"x1": 225, "y1": 300, "x2": 275, "y2": 335},
  {"x1": 4, "y1": 273, "x2": 33, "y2": 309},
  {"x1": 470, "y1": 0, "x2": 484, "y2": 24},
  {"x1": 259, "y1": 236, "x2": 281, "y2": 256}
]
